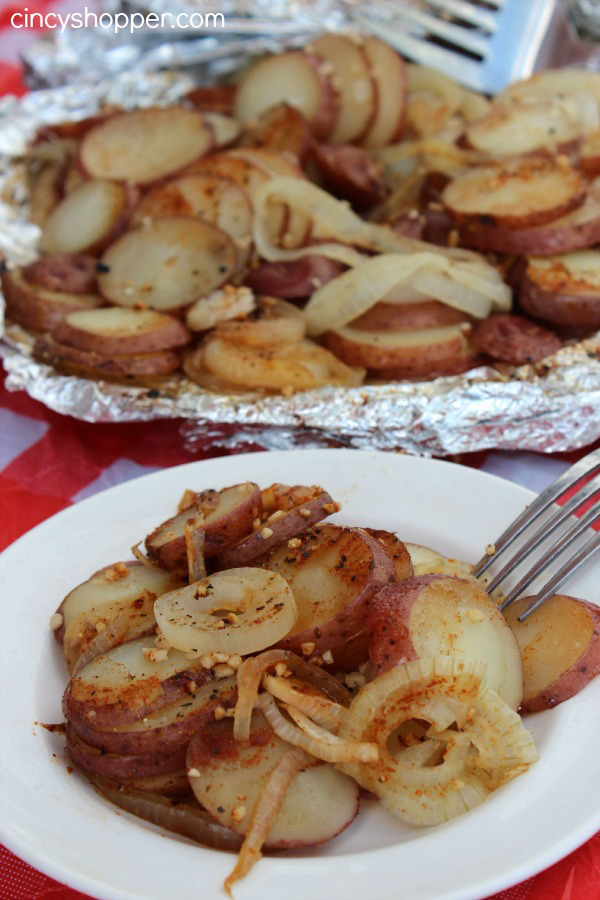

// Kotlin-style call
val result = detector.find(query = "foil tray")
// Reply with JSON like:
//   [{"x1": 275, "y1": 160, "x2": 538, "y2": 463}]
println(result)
[{"x1": 2, "y1": 13, "x2": 600, "y2": 456}]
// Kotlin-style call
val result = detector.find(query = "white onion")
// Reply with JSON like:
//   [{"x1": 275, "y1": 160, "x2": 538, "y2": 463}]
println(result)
[
  {"x1": 234, "y1": 649, "x2": 290, "y2": 742},
  {"x1": 263, "y1": 673, "x2": 347, "y2": 731},
  {"x1": 154, "y1": 568, "x2": 297, "y2": 656}
]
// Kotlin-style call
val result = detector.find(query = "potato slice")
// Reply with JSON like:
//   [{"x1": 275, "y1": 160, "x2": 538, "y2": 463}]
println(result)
[
  {"x1": 443, "y1": 157, "x2": 587, "y2": 229},
  {"x1": 367, "y1": 574, "x2": 523, "y2": 710},
  {"x1": 503, "y1": 594, "x2": 600, "y2": 713},
  {"x1": 471, "y1": 314, "x2": 562, "y2": 365},
  {"x1": 41, "y1": 180, "x2": 134, "y2": 255},
  {"x1": 309, "y1": 34, "x2": 375, "y2": 144},
  {"x1": 97, "y1": 217, "x2": 237, "y2": 311},
  {"x1": 70, "y1": 675, "x2": 235, "y2": 757},
  {"x1": 1, "y1": 268, "x2": 103, "y2": 332},
  {"x1": 351, "y1": 300, "x2": 467, "y2": 332},
  {"x1": 187, "y1": 713, "x2": 359, "y2": 848},
  {"x1": 313, "y1": 144, "x2": 387, "y2": 211},
  {"x1": 244, "y1": 256, "x2": 344, "y2": 299},
  {"x1": 233, "y1": 51, "x2": 339, "y2": 142},
  {"x1": 214, "y1": 297, "x2": 305, "y2": 348},
  {"x1": 261, "y1": 524, "x2": 395, "y2": 669},
  {"x1": 405, "y1": 542, "x2": 474, "y2": 579},
  {"x1": 204, "y1": 112, "x2": 241, "y2": 149},
  {"x1": 79, "y1": 107, "x2": 213, "y2": 185},
  {"x1": 365, "y1": 529, "x2": 412, "y2": 582},
  {"x1": 361, "y1": 36, "x2": 407, "y2": 149},
  {"x1": 521, "y1": 250, "x2": 600, "y2": 328},
  {"x1": 66, "y1": 724, "x2": 186, "y2": 782},
  {"x1": 63, "y1": 635, "x2": 212, "y2": 728},
  {"x1": 33, "y1": 336, "x2": 182, "y2": 379},
  {"x1": 145, "y1": 482, "x2": 262, "y2": 576},
  {"x1": 465, "y1": 99, "x2": 581, "y2": 157},
  {"x1": 238, "y1": 103, "x2": 312, "y2": 165},
  {"x1": 53, "y1": 308, "x2": 190, "y2": 355},
  {"x1": 23, "y1": 254, "x2": 98, "y2": 295}
]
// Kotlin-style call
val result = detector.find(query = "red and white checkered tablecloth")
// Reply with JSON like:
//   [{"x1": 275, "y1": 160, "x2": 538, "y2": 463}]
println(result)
[{"x1": 1, "y1": 5, "x2": 600, "y2": 897}]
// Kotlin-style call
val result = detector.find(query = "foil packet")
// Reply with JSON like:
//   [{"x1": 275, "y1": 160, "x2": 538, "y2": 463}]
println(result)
[{"x1": 2, "y1": 15, "x2": 600, "y2": 457}]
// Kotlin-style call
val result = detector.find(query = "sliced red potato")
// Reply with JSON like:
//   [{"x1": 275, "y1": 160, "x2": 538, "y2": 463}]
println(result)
[
  {"x1": 503, "y1": 595, "x2": 600, "y2": 714},
  {"x1": 71, "y1": 675, "x2": 236, "y2": 756},
  {"x1": 233, "y1": 51, "x2": 339, "y2": 142},
  {"x1": 63, "y1": 634, "x2": 212, "y2": 729},
  {"x1": 238, "y1": 104, "x2": 312, "y2": 165},
  {"x1": 405, "y1": 542, "x2": 474, "y2": 579},
  {"x1": 465, "y1": 99, "x2": 582, "y2": 157},
  {"x1": 323, "y1": 323, "x2": 476, "y2": 378},
  {"x1": 459, "y1": 178, "x2": 600, "y2": 256},
  {"x1": 185, "y1": 85, "x2": 236, "y2": 115},
  {"x1": 351, "y1": 299, "x2": 468, "y2": 332},
  {"x1": 364, "y1": 529, "x2": 412, "y2": 582},
  {"x1": 199, "y1": 336, "x2": 365, "y2": 392},
  {"x1": 520, "y1": 250, "x2": 600, "y2": 328},
  {"x1": 502, "y1": 68, "x2": 600, "y2": 106},
  {"x1": 367, "y1": 574, "x2": 523, "y2": 710},
  {"x1": 471, "y1": 314, "x2": 562, "y2": 365},
  {"x1": 211, "y1": 487, "x2": 337, "y2": 569},
  {"x1": 52, "y1": 308, "x2": 191, "y2": 355},
  {"x1": 580, "y1": 131, "x2": 600, "y2": 177},
  {"x1": 312, "y1": 143, "x2": 387, "y2": 210},
  {"x1": 79, "y1": 107, "x2": 213, "y2": 185},
  {"x1": 145, "y1": 482, "x2": 262, "y2": 575},
  {"x1": 23, "y1": 254, "x2": 98, "y2": 295},
  {"x1": 41, "y1": 180, "x2": 135, "y2": 255},
  {"x1": 361, "y1": 36, "x2": 407, "y2": 149},
  {"x1": 36, "y1": 114, "x2": 113, "y2": 142},
  {"x1": 55, "y1": 560, "x2": 180, "y2": 667},
  {"x1": 204, "y1": 112, "x2": 241, "y2": 149},
  {"x1": 66, "y1": 724, "x2": 186, "y2": 782},
  {"x1": 1, "y1": 268, "x2": 104, "y2": 332},
  {"x1": 214, "y1": 297, "x2": 305, "y2": 348},
  {"x1": 97, "y1": 217, "x2": 237, "y2": 311},
  {"x1": 443, "y1": 157, "x2": 587, "y2": 229},
  {"x1": 132, "y1": 174, "x2": 253, "y2": 273},
  {"x1": 260, "y1": 524, "x2": 395, "y2": 669},
  {"x1": 309, "y1": 34, "x2": 375, "y2": 144},
  {"x1": 187, "y1": 712, "x2": 359, "y2": 848},
  {"x1": 33, "y1": 337, "x2": 182, "y2": 379},
  {"x1": 245, "y1": 256, "x2": 345, "y2": 299}
]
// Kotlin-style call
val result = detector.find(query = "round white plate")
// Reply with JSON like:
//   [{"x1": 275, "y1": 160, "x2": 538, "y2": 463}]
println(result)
[{"x1": 1, "y1": 449, "x2": 599, "y2": 900}]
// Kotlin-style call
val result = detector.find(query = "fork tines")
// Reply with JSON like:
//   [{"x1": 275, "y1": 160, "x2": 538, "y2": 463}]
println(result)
[{"x1": 473, "y1": 448, "x2": 600, "y2": 621}]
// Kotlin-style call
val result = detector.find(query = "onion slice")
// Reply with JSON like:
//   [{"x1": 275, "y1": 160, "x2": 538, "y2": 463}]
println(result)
[
  {"x1": 304, "y1": 253, "x2": 510, "y2": 335},
  {"x1": 259, "y1": 692, "x2": 378, "y2": 764},
  {"x1": 263, "y1": 673, "x2": 347, "y2": 730},
  {"x1": 224, "y1": 747, "x2": 311, "y2": 897},
  {"x1": 185, "y1": 512, "x2": 206, "y2": 583},
  {"x1": 88, "y1": 774, "x2": 242, "y2": 851},
  {"x1": 154, "y1": 568, "x2": 297, "y2": 656}
]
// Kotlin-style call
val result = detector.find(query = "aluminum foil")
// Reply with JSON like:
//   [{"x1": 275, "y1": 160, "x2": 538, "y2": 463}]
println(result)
[{"x1": 3, "y1": 15, "x2": 600, "y2": 457}]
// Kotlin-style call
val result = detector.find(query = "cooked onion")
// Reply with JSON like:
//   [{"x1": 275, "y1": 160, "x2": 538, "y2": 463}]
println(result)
[
  {"x1": 338, "y1": 656, "x2": 537, "y2": 826},
  {"x1": 69, "y1": 602, "x2": 155, "y2": 676},
  {"x1": 88, "y1": 774, "x2": 242, "y2": 851},
  {"x1": 185, "y1": 513, "x2": 206, "y2": 583},
  {"x1": 224, "y1": 747, "x2": 311, "y2": 897},
  {"x1": 304, "y1": 253, "x2": 510, "y2": 335},
  {"x1": 215, "y1": 297, "x2": 305, "y2": 347},
  {"x1": 154, "y1": 568, "x2": 297, "y2": 656},
  {"x1": 131, "y1": 542, "x2": 162, "y2": 569},
  {"x1": 260, "y1": 692, "x2": 378, "y2": 764},
  {"x1": 234, "y1": 649, "x2": 290, "y2": 742},
  {"x1": 263, "y1": 673, "x2": 347, "y2": 730}
]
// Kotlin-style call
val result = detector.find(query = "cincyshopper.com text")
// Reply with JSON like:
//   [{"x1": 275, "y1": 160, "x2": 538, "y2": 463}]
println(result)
[{"x1": 11, "y1": 7, "x2": 226, "y2": 35}]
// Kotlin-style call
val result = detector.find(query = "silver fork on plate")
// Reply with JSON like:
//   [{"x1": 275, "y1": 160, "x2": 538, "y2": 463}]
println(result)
[
  {"x1": 472, "y1": 448, "x2": 600, "y2": 621},
  {"x1": 351, "y1": 0, "x2": 595, "y2": 93}
]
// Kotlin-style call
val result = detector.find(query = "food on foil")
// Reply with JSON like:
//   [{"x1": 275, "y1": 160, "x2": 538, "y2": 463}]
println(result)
[
  {"x1": 50, "y1": 477, "x2": 600, "y2": 894},
  {"x1": 6, "y1": 38, "x2": 600, "y2": 394}
]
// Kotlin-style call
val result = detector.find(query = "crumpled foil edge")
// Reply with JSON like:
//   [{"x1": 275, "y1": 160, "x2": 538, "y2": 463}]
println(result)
[{"x1": 2, "y1": 28, "x2": 600, "y2": 456}]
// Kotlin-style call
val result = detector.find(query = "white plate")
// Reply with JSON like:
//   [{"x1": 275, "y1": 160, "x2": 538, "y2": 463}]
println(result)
[{"x1": 1, "y1": 449, "x2": 599, "y2": 900}]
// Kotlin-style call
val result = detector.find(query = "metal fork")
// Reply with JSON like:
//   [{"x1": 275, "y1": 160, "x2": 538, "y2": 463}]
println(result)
[
  {"x1": 473, "y1": 448, "x2": 600, "y2": 621},
  {"x1": 351, "y1": 0, "x2": 592, "y2": 93}
]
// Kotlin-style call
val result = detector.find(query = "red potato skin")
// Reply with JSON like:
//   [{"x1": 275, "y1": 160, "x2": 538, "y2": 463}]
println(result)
[
  {"x1": 471, "y1": 314, "x2": 562, "y2": 365},
  {"x1": 47, "y1": 181, "x2": 140, "y2": 257},
  {"x1": 351, "y1": 300, "x2": 468, "y2": 332},
  {"x1": 52, "y1": 314, "x2": 192, "y2": 356},
  {"x1": 519, "y1": 598, "x2": 600, "y2": 714},
  {"x1": 1, "y1": 270, "x2": 104, "y2": 332},
  {"x1": 33, "y1": 337, "x2": 182, "y2": 378},
  {"x1": 245, "y1": 256, "x2": 345, "y2": 298},
  {"x1": 145, "y1": 483, "x2": 263, "y2": 576},
  {"x1": 23, "y1": 254, "x2": 98, "y2": 294},
  {"x1": 290, "y1": 52, "x2": 340, "y2": 143},
  {"x1": 372, "y1": 350, "x2": 482, "y2": 381},
  {"x1": 70, "y1": 681, "x2": 237, "y2": 757},
  {"x1": 312, "y1": 144, "x2": 387, "y2": 211},
  {"x1": 66, "y1": 724, "x2": 186, "y2": 781},
  {"x1": 210, "y1": 490, "x2": 337, "y2": 569},
  {"x1": 390, "y1": 212, "x2": 425, "y2": 240},
  {"x1": 364, "y1": 529, "x2": 413, "y2": 583},
  {"x1": 520, "y1": 273, "x2": 600, "y2": 329},
  {"x1": 361, "y1": 36, "x2": 408, "y2": 148},
  {"x1": 185, "y1": 85, "x2": 236, "y2": 115},
  {"x1": 265, "y1": 525, "x2": 396, "y2": 670},
  {"x1": 63, "y1": 662, "x2": 213, "y2": 730},
  {"x1": 33, "y1": 114, "x2": 114, "y2": 143},
  {"x1": 238, "y1": 104, "x2": 313, "y2": 166},
  {"x1": 368, "y1": 574, "x2": 445, "y2": 674},
  {"x1": 323, "y1": 326, "x2": 475, "y2": 375}
]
